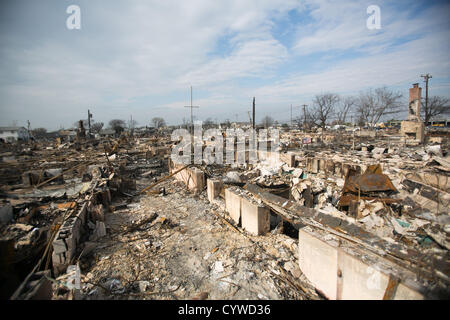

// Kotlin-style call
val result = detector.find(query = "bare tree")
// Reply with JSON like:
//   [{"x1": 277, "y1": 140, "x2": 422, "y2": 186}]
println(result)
[
  {"x1": 356, "y1": 87, "x2": 403, "y2": 128},
  {"x1": 31, "y1": 128, "x2": 47, "y2": 139},
  {"x1": 203, "y1": 118, "x2": 215, "y2": 129},
  {"x1": 261, "y1": 116, "x2": 274, "y2": 128},
  {"x1": 311, "y1": 93, "x2": 340, "y2": 130},
  {"x1": 109, "y1": 119, "x2": 126, "y2": 134},
  {"x1": 152, "y1": 117, "x2": 166, "y2": 129},
  {"x1": 90, "y1": 122, "x2": 104, "y2": 134},
  {"x1": 336, "y1": 96, "x2": 356, "y2": 125},
  {"x1": 421, "y1": 96, "x2": 450, "y2": 124}
]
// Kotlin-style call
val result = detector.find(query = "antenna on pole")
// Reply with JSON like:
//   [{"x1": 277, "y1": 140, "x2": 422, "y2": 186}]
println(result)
[{"x1": 184, "y1": 86, "x2": 199, "y2": 135}]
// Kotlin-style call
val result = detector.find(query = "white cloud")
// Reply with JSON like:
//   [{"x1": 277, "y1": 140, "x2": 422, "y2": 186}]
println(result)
[{"x1": 0, "y1": 0, "x2": 449, "y2": 129}]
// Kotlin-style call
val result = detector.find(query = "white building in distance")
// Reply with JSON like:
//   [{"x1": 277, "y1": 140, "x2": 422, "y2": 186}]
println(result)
[{"x1": 0, "y1": 127, "x2": 30, "y2": 142}]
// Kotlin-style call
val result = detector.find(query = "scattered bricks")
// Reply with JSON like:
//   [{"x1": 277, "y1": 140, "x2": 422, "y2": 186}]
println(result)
[
  {"x1": 52, "y1": 201, "x2": 91, "y2": 275},
  {"x1": 241, "y1": 196, "x2": 270, "y2": 236},
  {"x1": 225, "y1": 187, "x2": 242, "y2": 224},
  {"x1": 207, "y1": 179, "x2": 223, "y2": 203}
]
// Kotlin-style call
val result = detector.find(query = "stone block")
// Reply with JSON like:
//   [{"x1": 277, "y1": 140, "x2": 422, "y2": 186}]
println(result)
[
  {"x1": 190, "y1": 168, "x2": 205, "y2": 193},
  {"x1": 225, "y1": 188, "x2": 241, "y2": 224},
  {"x1": 241, "y1": 197, "x2": 270, "y2": 236}
]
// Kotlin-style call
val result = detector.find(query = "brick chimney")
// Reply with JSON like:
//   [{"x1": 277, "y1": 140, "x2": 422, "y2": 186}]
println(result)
[{"x1": 408, "y1": 83, "x2": 422, "y2": 120}]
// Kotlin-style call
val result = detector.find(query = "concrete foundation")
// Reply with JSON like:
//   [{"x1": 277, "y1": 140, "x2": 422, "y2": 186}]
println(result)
[
  {"x1": 207, "y1": 179, "x2": 223, "y2": 203},
  {"x1": 225, "y1": 187, "x2": 242, "y2": 224},
  {"x1": 298, "y1": 228, "x2": 424, "y2": 300},
  {"x1": 172, "y1": 163, "x2": 205, "y2": 194},
  {"x1": 241, "y1": 197, "x2": 270, "y2": 236}
]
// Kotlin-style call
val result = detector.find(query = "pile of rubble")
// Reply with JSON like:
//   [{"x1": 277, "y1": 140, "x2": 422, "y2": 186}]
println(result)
[{"x1": 1, "y1": 123, "x2": 449, "y2": 300}]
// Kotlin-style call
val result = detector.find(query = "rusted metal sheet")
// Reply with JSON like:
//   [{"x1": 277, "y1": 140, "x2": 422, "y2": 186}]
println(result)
[
  {"x1": 342, "y1": 164, "x2": 397, "y2": 194},
  {"x1": 339, "y1": 164, "x2": 398, "y2": 207}
]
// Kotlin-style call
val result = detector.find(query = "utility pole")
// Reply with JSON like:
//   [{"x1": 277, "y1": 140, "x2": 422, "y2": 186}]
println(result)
[
  {"x1": 27, "y1": 120, "x2": 31, "y2": 140},
  {"x1": 421, "y1": 74, "x2": 432, "y2": 119},
  {"x1": 302, "y1": 104, "x2": 308, "y2": 131},
  {"x1": 252, "y1": 97, "x2": 255, "y2": 129},
  {"x1": 184, "y1": 86, "x2": 199, "y2": 135}
]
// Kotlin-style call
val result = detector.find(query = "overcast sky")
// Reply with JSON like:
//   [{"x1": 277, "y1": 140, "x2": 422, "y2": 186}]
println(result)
[{"x1": 0, "y1": 0, "x2": 449, "y2": 130}]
